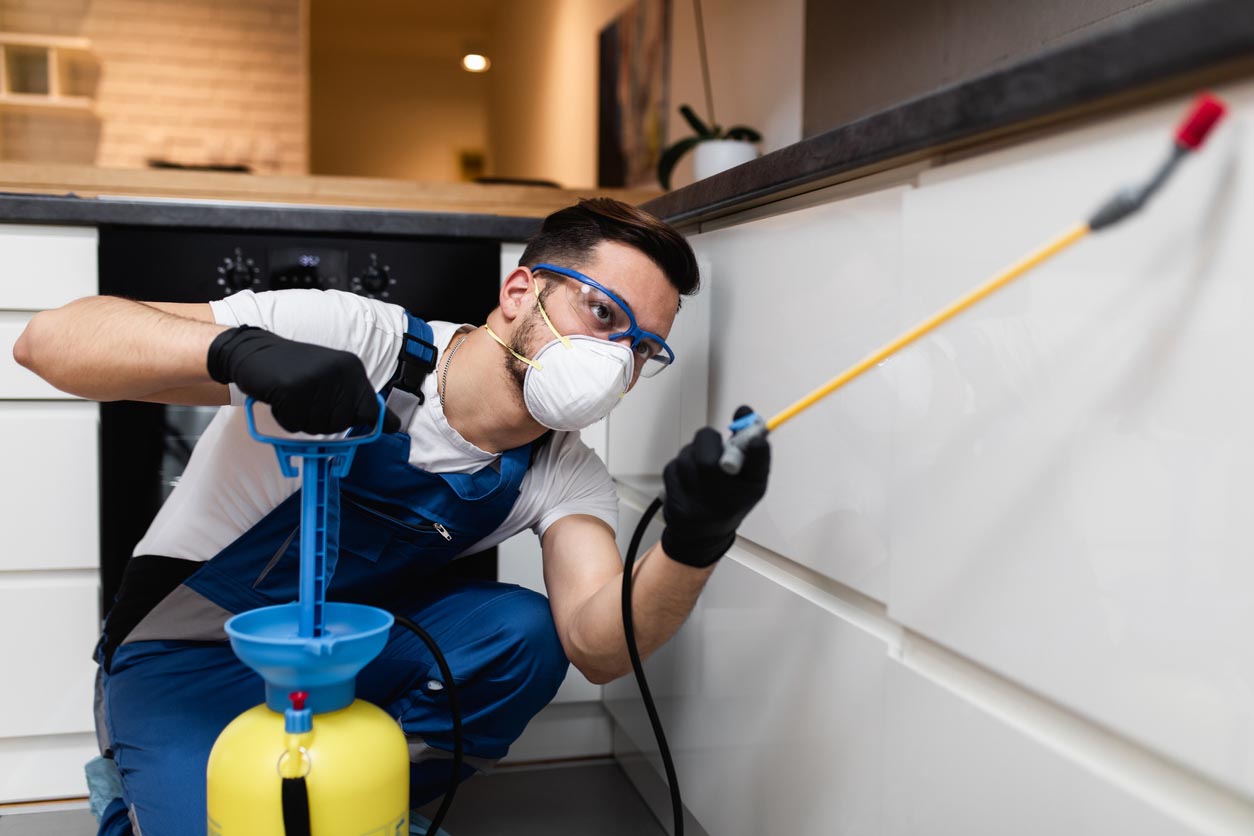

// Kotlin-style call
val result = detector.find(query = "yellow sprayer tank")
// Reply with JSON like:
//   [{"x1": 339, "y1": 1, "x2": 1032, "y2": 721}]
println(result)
[
  {"x1": 207, "y1": 696, "x2": 409, "y2": 835},
  {"x1": 210, "y1": 601, "x2": 410, "y2": 835}
]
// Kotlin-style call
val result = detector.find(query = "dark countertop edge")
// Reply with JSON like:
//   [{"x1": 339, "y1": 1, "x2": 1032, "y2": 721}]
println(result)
[
  {"x1": 0, "y1": 192, "x2": 543, "y2": 240},
  {"x1": 644, "y1": 0, "x2": 1254, "y2": 226}
]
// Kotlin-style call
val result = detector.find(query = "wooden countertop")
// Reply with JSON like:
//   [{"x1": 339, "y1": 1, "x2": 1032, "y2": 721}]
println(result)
[{"x1": 0, "y1": 162, "x2": 659, "y2": 218}]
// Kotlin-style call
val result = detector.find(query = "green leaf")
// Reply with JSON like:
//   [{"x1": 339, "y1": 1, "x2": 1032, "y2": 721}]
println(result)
[
  {"x1": 679, "y1": 104, "x2": 714, "y2": 138},
  {"x1": 657, "y1": 136, "x2": 705, "y2": 190},
  {"x1": 723, "y1": 125, "x2": 762, "y2": 143}
]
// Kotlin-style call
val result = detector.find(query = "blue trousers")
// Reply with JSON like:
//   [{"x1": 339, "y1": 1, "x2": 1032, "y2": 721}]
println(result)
[{"x1": 97, "y1": 580, "x2": 568, "y2": 836}]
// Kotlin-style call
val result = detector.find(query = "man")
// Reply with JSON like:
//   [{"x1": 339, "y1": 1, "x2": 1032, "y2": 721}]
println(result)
[{"x1": 15, "y1": 197, "x2": 770, "y2": 835}]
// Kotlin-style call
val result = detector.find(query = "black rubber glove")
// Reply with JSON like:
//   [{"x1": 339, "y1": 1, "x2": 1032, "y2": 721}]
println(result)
[
  {"x1": 661, "y1": 406, "x2": 771, "y2": 568},
  {"x1": 207, "y1": 326, "x2": 397, "y2": 435}
]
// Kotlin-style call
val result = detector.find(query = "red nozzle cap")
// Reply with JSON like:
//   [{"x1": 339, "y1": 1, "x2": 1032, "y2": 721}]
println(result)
[
  {"x1": 1175, "y1": 93, "x2": 1227, "y2": 150},
  {"x1": 289, "y1": 690, "x2": 308, "y2": 711}
]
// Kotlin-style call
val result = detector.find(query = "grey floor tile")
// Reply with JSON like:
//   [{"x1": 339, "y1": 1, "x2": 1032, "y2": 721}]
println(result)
[
  {"x1": 0, "y1": 762, "x2": 666, "y2": 836},
  {"x1": 0, "y1": 808, "x2": 95, "y2": 836},
  {"x1": 418, "y1": 762, "x2": 667, "y2": 835}
]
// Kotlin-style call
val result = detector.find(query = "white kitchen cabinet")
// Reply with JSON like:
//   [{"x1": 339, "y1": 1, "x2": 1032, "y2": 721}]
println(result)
[
  {"x1": 692, "y1": 185, "x2": 906, "y2": 601},
  {"x1": 881, "y1": 662, "x2": 1195, "y2": 836},
  {"x1": 0, "y1": 577, "x2": 100, "y2": 738},
  {"x1": 890, "y1": 80, "x2": 1254, "y2": 798},
  {"x1": 606, "y1": 78, "x2": 1254, "y2": 834},
  {"x1": 0, "y1": 733, "x2": 99, "y2": 806},
  {"x1": 606, "y1": 496, "x2": 888, "y2": 836},
  {"x1": 0, "y1": 223, "x2": 99, "y2": 802},
  {"x1": 0, "y1": 224, "x2": 97, "y2": 310},
  {"x1": 0, "y1": 402, "x2": 98, "y2": 571}
]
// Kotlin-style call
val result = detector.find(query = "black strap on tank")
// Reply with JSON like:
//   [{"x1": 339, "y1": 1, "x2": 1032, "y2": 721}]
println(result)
[{"x1": 281, "y1": 776, "x2": 312, "y2": 836}]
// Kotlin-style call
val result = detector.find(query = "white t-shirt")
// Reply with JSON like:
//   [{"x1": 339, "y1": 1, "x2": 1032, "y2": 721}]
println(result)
[{"x1": 131, "y1": 288, "x2": 618, "y2": 563}]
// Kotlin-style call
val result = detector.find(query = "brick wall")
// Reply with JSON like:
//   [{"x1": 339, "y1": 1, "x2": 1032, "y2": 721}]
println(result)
[{"x1": 0, "y1": 0, "x2": 307, "y2": 174}]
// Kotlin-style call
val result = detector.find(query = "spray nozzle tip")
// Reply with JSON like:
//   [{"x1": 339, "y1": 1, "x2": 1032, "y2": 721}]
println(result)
[{"x1": 1175, "y1": 93, "x2": 1227, "y2": 150}]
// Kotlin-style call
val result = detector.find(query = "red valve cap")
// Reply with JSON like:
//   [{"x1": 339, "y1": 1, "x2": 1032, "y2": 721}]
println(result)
[
  {"x1": 1175, "y1": 93, "x2": 1227, "y2": 150},
  {"x1": 288, "y1": 690, "x2": 308, "y2": 711}
]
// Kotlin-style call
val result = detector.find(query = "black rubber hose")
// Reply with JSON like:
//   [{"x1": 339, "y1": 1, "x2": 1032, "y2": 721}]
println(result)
[
  {"x1": 621, "y1": 496, "x2": 684, "y2": 836},
  {"x1": 392, "y1": 613, "x2": 462, "y2": 836}
]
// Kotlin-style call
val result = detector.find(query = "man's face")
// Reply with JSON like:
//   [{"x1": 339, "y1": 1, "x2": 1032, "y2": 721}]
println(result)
[{"x1": 511, "y1": 240, "x2": 680, "y2": 391}]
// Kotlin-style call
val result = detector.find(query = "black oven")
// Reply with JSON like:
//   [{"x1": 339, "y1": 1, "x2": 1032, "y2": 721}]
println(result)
[{"x1": 98, "y1": 226, "x2": 502, "y2": 614}]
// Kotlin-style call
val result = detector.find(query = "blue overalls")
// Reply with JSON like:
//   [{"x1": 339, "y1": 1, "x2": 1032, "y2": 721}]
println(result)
[{"x1": 95, "y1": 316, "x2": 570, "y2": 836}]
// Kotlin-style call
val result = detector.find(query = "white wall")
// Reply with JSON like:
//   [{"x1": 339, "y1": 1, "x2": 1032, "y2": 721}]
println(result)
[
  {"x1": 0, "y1": 0, "x2": 308, "y2": 173},
  {"x1": 486, "y1": 0, "x2": 636, "y2": 188},
  {"x1": 486, "y1": 0, "x2": 803, "y2": 189},
  {"x1": 310, "y1": 2, "x2": 491, "y2": 182},
  {"x1": 665, "y1": 0, "x2": 805, "y2": 189},
  {"x1": 606, "y1": 78, "x2": 1254, "y2": 835}
]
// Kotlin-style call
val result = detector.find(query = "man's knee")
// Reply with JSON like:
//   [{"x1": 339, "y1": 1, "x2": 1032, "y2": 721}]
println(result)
[
  {"x1": 487, "y1": 587, "x2": 569, "y2": 710},
  {"x1": 390, "y1": 585, "x2": 571, "y2": 763}
]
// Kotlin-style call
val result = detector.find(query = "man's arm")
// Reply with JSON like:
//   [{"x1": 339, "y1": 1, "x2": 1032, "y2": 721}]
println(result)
[
  {"x1": 15, "y1": 294, "x2": 388, "y2": 433},
  {"x1": 543, "y1": 410, "x2": 770, "y2": 684},
  {"x1": 542, "y1": 514, "x2": 714, "y2": 684},
  {"x1": 13, "y1": 296, "x2": 228, "y2": 404}
]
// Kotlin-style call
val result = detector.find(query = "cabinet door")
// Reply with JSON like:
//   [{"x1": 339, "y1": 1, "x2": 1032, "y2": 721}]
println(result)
[
  {"x1": 891, "y1": 83, "x2": 1254, "y2": 796},
  {"x1": 0, "y1": 402, "x2": 98, "y2": 571},
  {"x1": 0, "y1": 576, "x2": 99, "y2": 739},
  {"x1": 0, "y1": 733, "x2": 99, "y2": 803},
  {"x1": 0, "y1": 314, "x2": 81, "y2": 399},
  {"x1": 0, "y1": 224, "x2": 97, "y2": 310}
]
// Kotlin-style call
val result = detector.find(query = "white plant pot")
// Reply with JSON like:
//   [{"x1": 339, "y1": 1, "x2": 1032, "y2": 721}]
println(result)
[{"x1": 693, "y1": 139, "x2": 759, "y2": 181}]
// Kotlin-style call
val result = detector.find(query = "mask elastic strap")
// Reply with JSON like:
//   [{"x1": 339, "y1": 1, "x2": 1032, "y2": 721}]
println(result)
[
  {"x1": 532, "y1": 273, "x2": 572, "y2": 349},
  {"x1": 483, "y1": 324, "x2": 543, "y2": 371}
]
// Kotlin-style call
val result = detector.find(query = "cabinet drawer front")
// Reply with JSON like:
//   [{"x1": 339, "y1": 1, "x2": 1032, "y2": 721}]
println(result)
[
  {"x1": 0, "y1": 576, "x2": 99, "y2": 739},
  {"x1": 0, "y1": 733, "x2": 99, "y2": 803},
  {"x1": 0, "y1": 403, "x2": 98, "y2": 571},
  {"x1": 0, "y1": 225, "x2": 97, "y2": 310},
  {"x1": 0, "y1": 314, "x2": 80, "y2": 399}
]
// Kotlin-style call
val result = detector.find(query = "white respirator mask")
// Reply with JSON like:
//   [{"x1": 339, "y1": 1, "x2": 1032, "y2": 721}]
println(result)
[{"x1": 485, "y1": 278, "x2": 633, "y2": 431}]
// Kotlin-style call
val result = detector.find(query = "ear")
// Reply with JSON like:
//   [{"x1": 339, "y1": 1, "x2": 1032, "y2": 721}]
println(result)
[{"x1": 498, "y1": 266, "x2": 537, "y2": 324}]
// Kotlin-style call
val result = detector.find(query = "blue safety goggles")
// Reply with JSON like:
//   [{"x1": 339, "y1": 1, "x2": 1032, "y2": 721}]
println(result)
[{"x1": 532, "y1": 263, "x2": 676, "y2": 377}]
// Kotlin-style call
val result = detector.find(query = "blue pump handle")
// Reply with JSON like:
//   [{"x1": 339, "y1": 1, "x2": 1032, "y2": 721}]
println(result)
[
  {"x1": 244, "y1": 395, "x2": 387, "y2": 478},
  {"x1": 243, "y1": 395, "x2": 386, "y2": 638}
]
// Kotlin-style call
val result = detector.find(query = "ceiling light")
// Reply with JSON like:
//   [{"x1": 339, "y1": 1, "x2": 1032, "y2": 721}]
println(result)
[{"x1": 461, "y1": 53, "x2": 490, "y2": 73}]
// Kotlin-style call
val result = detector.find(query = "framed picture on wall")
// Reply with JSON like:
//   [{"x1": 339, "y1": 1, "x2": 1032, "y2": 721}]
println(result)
[{"x1": 598, "y1": 0, "x2": 670, "y2": 188}]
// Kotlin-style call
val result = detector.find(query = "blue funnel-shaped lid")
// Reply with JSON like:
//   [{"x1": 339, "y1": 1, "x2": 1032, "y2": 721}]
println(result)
[{"x1": 226, "y1": 602, "x2": 393, "y2": 714}]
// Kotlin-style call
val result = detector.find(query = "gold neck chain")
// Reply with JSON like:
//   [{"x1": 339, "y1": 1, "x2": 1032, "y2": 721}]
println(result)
[{"x1": 438, "y1": 332, "x2": 470, "y2": 411}]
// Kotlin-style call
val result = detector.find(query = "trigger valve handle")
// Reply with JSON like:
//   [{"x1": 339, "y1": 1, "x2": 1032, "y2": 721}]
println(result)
[{"x1": 719, "y1": 411, "x2": 768, "y2": 475}]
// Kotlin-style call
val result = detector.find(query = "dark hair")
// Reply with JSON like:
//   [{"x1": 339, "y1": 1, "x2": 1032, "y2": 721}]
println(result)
[{"x1": 519, "y1": 198, "x2": 700, "y2": 301}]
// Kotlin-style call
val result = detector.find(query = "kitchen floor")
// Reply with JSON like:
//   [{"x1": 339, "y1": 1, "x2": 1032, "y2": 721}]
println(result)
[{"x1": 0, "y1": 761, "x2": 666, "y2": 836}]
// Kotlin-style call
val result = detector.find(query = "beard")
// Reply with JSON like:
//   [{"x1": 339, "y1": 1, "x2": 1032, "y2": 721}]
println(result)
[
  {"x1": 505, "y1": 307, "x2": 538, "y2": 395},
  {"x1": 503, "y1": 280, "x2": 560, "y2": 408}
]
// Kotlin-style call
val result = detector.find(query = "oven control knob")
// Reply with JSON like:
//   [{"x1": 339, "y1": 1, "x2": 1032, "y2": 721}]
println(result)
[
  {"x1": 217, "y1": 248, "x2": 260, "y2": 295},
  {"x1": 352, "y1": 253, "x2": 395, "y2": 298}
]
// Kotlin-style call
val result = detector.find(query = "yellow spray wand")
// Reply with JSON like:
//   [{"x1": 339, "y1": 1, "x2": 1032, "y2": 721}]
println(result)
[{"x1": 720, "y1": 93, "x2": 1228, "y2": 473}]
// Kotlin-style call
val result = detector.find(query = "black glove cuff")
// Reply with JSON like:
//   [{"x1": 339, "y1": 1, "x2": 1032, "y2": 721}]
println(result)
[
  {"x1": 661, "y1": 527, "x2": 736, "y2": 569},
  {"x1": 206, "y1": 325, "x2": 260, "y2": 384}
]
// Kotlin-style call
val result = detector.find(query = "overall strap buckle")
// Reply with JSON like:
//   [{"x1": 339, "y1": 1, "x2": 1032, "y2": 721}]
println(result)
[
  {"x1": 386, "y1": 314, "x2": 438, "y2": 430},
  {"x1": 392, "y1": 314, "x2": 438, "y2": 399}
]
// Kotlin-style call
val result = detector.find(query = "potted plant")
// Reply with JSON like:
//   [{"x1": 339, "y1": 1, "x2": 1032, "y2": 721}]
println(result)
[
  {"x1": 657, "y1": 104, "x2": 762, "y2": 190},
  {"x1": 655, "y1": 0, "x2": 761, "y2": 190}
]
